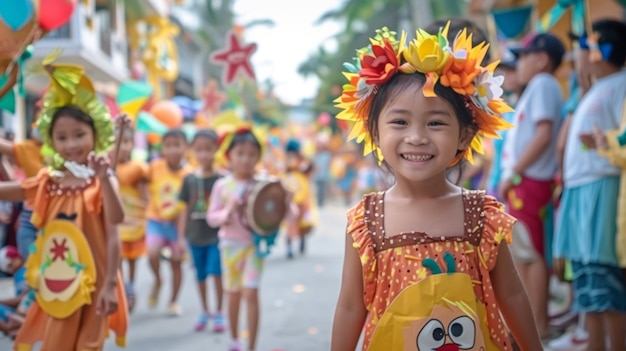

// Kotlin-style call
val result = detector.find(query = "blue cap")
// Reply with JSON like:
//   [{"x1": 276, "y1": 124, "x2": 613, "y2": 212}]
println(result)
[{"x1": 285, "y1": 139, "x2": 301, "y2": 153}]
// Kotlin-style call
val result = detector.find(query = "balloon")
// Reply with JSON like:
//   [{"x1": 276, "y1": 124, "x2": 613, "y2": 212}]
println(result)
[
  {"x1": 38, "y1": 0, "x2": 76, "y2": 31},
  {"x1": 150, "y1": 100, "x2": 183, "y2": 128},
  {"x1": 318, "y1": 112, "x2": 331, "y2": 126},
  {"x1": 0, "y1": 0, "x2": 35, "y2": 31}
]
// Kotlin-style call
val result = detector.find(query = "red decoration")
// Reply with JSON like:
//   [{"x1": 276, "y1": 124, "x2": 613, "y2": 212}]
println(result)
[
  {"x1": 211, "y1": 31, "x2": 257, "y2": 85},
  {"x1": 50, "y1": 238, "x2": 68, "y2": 261},
  {"x1": 201, "y1": 79, "x2": 227, "y2": 116},
  {"x1": 38, "y1": 0, "x2": 76, "y2": 31}
]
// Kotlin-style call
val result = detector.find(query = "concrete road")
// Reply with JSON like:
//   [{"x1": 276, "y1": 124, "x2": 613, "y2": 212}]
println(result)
[{"x1": 0, "y1": 203, "x2": 351, "y2": 351}]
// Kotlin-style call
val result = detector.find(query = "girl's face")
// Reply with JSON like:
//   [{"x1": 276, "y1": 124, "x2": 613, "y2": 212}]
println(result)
[
  {"x1": 192, "y1": 137, "x2": 217, "y2": 170},
  {"x1": 228, "y1": 141, "x2": 260, "y2": 178},
  {"x1": 51, "y1": 115, "x2": 95, "y2": 164},
  {"x1": 376, "y1": 86, "x2": 468, "y2": 184}
]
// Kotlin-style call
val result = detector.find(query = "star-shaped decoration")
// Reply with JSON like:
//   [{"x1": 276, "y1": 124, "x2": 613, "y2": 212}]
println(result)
[
  {"x1": 211, "y1": 31, "x2": 257, "y2": 85},
  {"x1": 50, "y1": 238, "x2": 69, "y2": 262},
  {"x1": 201, "y1": 79, "x2": 227, "y2": 116}
]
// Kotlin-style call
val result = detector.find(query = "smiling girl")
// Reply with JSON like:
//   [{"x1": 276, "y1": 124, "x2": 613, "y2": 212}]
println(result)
[
  {"x1": 330, "y1": 24, "x2": 542, "y2": 350},
  {"x1": 0, "y1": 55, "x2": 128, "y2": 351}
]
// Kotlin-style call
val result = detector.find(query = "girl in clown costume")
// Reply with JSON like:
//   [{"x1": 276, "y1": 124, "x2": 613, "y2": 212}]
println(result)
[
  {"x1": 0, "y1": 54, "x2": 128, "y2": 351},
  {"x1": 330, "y1": 24, "x2": 542, "y2": 350}
]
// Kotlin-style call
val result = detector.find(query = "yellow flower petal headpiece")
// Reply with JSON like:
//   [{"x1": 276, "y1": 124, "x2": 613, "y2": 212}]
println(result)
[
  {"x1": 215, "y1": 122, "x2": 267, "y2": 166},
  {"x1": 37, "y1": 50, "x2": 115, "y2": 169},
  {"x1": 335, "y1": 23, "x2": 514, "y2": 165}
]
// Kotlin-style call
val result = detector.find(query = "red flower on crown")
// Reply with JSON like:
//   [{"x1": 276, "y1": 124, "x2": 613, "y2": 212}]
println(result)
[{"x1": 359, "y1": 40, "x2": 400, "y2": 85}]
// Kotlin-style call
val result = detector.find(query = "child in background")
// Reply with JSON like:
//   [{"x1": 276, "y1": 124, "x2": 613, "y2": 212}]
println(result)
[
  {"x1": 0, "y1": 56, "x2": 127, "y2": 351},
  {"x1": 356, "y1": 155, "x2": 378, "y2": 195},
  {"x1": 115, "y1": 125, "x2": 148, "y2": 313},
  {"x1": 0, "y1": 246, "x2": 32, "y2": 336},
  {"x1": 145, "y1": 129, "x2": 190, "y2": 316},
  {"x1": 556, "y1": 19, "x2": 626, "y2": 350},
  {"x1": 282, "y1": 139, "x2": 317, "y2": 258},
  {"x1": 331, "y1": 24, "x2": 542, "y2": 350},
  {"x1": 207, "y1": 128, "x2": 267, "y2": 351},
  {"x1": 0, "y1": 127, "x2": 44, "y2": 261},
  {"x1": 500, "y1": 32, "x2": 565, "y2": 340},
  {"x1": 486, "y1": 51, "x2": 521, "y2": 199},
  {"x1": 177, "y1": 129, "x2": 225, "y2": 332}
]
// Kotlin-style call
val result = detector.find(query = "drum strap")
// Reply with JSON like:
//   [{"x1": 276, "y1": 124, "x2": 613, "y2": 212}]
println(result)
[{"x1": 253, "y1": 230, "x2": 279, "y2": 258}]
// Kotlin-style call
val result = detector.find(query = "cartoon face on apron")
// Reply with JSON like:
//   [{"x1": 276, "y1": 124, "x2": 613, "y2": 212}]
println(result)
[
  {"x1": 369, "y1": 253, "x2": 494, "y2": 351},
  {"x1": 25, "y1": 212, "x2": 96, "y2": 319}
]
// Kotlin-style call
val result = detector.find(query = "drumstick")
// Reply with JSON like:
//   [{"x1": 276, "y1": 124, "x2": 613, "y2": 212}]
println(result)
[{"x1": 112, "y1": 116, "x2": 127, "y2": 170}]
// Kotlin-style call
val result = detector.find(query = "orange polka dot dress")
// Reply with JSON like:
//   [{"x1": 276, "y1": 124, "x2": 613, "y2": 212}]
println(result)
[{"x1": 348, "y1": 190, "x2": 516, "y2": 350}]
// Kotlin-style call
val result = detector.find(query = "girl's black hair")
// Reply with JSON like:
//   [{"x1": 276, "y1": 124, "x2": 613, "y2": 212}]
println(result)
[
  {"x1": 50, "y1": 106, "x2": 95, "y2": 137},
  {"x1": 227, "y1": 130, "x2": 261, "y2": 154},
  {"x1": 192, "y1": 129, "x2": 218, "y2": 144},
  {"x1": 367, "y1": 72, "x2": 477, "y2": 183},
  {"x1": 162, "y1": 129, "x2": 187, "y2": 143}
]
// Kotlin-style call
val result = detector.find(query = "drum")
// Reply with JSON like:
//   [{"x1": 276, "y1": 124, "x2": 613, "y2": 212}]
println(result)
[{"x1": 240, "y1": 179, "x2": 289, "y2": 236}]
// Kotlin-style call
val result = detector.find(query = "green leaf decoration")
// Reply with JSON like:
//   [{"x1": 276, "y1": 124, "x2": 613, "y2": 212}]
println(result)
[{"x1": 65, "y1": 251, "x2": 74, "y2": 267}]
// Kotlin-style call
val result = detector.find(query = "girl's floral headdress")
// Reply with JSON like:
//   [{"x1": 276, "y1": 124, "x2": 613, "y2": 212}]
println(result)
[
  {"x1": 335, "y1": 23, "x2": 514, "y2": 165},
  {"x1": 37, "y1": 51, "x2": 115, "y2": 170}
]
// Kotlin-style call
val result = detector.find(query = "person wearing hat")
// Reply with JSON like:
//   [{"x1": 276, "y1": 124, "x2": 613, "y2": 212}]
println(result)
[
  {"x1": 499, "y1": 31, "x2": 566, "y2": 341},
  {"x1": 553, "y1": 18, "x2": 626, "y2": 350},
  {"x1": 0, "y1": 245, "x2": 30, "y2": 336}
]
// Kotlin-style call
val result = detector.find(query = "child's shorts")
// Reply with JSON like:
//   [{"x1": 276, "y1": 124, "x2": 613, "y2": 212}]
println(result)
[
  {"x1": 506, "y1": 176, "x2": 553, "y2": 260},
  {"x1": 0, "y1": 304, "x2": 15, "y2": 322},
  {"x1": 146, "y1": 219, "x2": 183, "y2": 257},
  {"x1": 189, "y1": 243, "x2": 222, "y2": 281},
  {"x1": 221, "y1": 245, "x2": 263, "y2": 291},
  {"x1": 121, "y1": 237, "x2": 146, "y2": 260},
  {"x1": 572, "y1": 262, "x2": 626, "y2": 313}
]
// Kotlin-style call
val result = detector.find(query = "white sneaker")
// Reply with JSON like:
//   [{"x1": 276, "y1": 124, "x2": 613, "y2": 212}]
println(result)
[
  {"x1": 547, "y1": 329, "x2": 588, "y2": 350},
  {"x1": 167, "y1": 302, "x2": 182, "y2": 317}
]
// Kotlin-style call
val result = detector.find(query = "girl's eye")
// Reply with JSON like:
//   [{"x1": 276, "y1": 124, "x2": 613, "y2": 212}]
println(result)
[
  {"x1": 428, "y1": 121, "x2": 446, "y2": 127},
  {"x1": 391, "y1": 120, "x2": 407, "y2": 126}
]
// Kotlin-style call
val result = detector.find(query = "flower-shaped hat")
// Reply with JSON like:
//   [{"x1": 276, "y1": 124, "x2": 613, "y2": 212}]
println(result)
[{"x1": 335, "y1": 23, "x2": 514, "y2": 165}]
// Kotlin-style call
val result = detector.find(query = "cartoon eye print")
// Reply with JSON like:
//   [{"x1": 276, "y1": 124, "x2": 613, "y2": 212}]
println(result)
[
  {"x1": 448, "y1": 316, "x2": 476, "y2": 348},
  {"x1": 416, "y1": 319, "x2": 446, "y2": 350}
]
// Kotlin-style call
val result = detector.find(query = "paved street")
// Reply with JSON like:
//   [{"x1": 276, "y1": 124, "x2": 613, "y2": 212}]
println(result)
[{"x1": 0, "y1": 203, "x2": 351, "y2": 351}]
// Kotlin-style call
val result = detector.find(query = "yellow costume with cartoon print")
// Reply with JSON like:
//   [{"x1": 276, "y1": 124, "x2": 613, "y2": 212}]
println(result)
[{"x1": 370, "y1": 253, "x2": 494, "y2": 351}]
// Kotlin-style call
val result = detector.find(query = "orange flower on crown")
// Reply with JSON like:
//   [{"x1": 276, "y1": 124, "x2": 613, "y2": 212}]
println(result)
[{"x1": 440, "y1": 29, "x2": 489, "y2": 95}]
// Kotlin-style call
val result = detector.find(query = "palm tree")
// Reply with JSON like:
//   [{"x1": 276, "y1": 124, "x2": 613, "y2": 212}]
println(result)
[{"x1": 299, "y1": 0, "x2": 469, "y2": 119}]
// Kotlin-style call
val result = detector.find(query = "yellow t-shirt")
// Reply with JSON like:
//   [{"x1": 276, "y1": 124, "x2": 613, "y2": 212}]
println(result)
[
  {"x1": 145, "y1": 159, "x2": 190, "y2": 221},
  {"x1": 116, "y1": 161, "x2": 148, "y2": 242}
]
